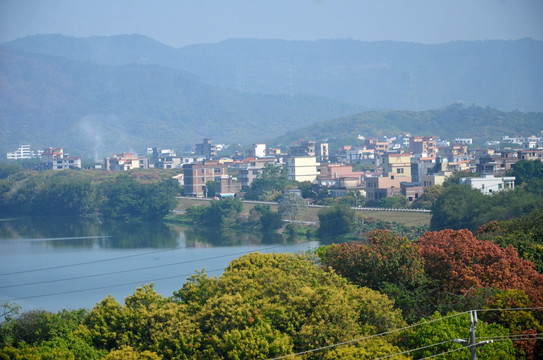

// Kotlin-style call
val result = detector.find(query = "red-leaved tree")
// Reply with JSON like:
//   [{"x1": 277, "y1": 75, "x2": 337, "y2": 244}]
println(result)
[{"x1": 417, "y1": 229, "x2": 543, "y2": 308}]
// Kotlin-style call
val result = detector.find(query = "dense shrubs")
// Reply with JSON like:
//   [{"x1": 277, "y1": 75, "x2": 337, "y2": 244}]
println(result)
[{"x1": 0, "y1": 166, "x2": 180, "y2": 220}]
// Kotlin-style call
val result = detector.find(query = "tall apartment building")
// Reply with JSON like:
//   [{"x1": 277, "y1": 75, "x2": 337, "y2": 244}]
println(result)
[
  {"x1": 382, "y1": 153, "x2": 412, "y2": 178},
  {"x1": 245, "y1": 143, "x2": 267, "y2": 159},
  {"x1": 290, "y1": 140, "x2": 316, "y2": 157},
  {"x1": 6, "y1": 145, "x2": 35, "y2": 160},
  {"x1": 183, "y1": 161, "x2": 239, "y2": 197},
  {"x1": 365, "y1": 175, "x2": 410, "y2": 202},
  {"x1": 289, "y1": 140, "x2": 329, "y2": 162},
  {"x1": 105, "y1": 153, "x2": 141, "y2": 171},
  {"x1": 195, "y1": 138, "x2": 217, "y2": 159},
  {"x1": 286, "y1": 156, "x2": 318, "y2": 183},
  {"x1": 236, "y1": 158, "x2": 277, "y2": 188},
  {"x1": 409, "y1": 136, "x2": 437, "y2": 156},
  {"x1": 40, "y1": 147, "x2": 82, "y2": 170},
  {"x1": 315, "y1": 142, "x2": 328, "y2": 162}
]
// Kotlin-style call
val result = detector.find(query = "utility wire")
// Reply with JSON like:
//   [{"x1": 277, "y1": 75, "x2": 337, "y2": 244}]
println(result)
[
  {"x1": 268, "y1": 312, "x2": 470, "y2": 360},
  {"x1": 477, "y1": 307, "x2": 543, "y2": 312},
  {"x1": 270, "y1": 307, "x2": 543, "y2": 360},
  {"x1": 416, "y1": 336, "x2": 543, "y2": 360},
  {"x1": 0, "y1": 240, "x2": 319, "y2": 301},
  {"x1": 0, "y1": 246, "x2": 186, "y2": 276},
  {"x1": 417, "y1": 345, "x2": 467, "y2": 360},
  {"x1": 373, "y1": 339, "x2": 455, "y2": 360},
  {"x1": 0, "y1": 244, "x2": 300, "y2": 289},
  {"x1": 490, "y1": 336, "x2": 543, "y2": 343},
  {"x1": 0, "y1": 267, "x2": 226, "y2": 301},
  {"x1": 377, "y1": 334, "x2": 543, "y2": 360},
  {"x1": 479, "y1": 333, "x2": 543, "y2": 341},
  {"x1": 0, "y1": 209, "x2": 426, "y2": 277}
]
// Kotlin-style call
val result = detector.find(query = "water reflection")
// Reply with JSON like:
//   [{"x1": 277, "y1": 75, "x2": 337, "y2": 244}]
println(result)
[
  {"x1": 0, "y1": 217, "x2": 179, "y2": 249},
  {"x1": 0, "y1": 217, "x2": 297, "y2": 249}
]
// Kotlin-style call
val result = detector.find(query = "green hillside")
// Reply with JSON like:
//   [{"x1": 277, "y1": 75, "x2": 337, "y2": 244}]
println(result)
[
  {"x1": 4, "y1": 35, "x2": 543, "y2": 111},
  {"x1": 0, "y1": 47, "x2": 358, "y2": 158},
  {"x1": 273, "y1": 104, "x2": 543, "y2": 148}
]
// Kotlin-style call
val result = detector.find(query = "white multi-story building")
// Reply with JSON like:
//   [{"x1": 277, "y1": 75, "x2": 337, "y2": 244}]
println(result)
[
  {"x1": 6, "y1": 145, "x2": 34, "y2": 160},
  {"x1": 459, "y1": 175, "x2": 515, "y2": 195},
  {"x1": 286, "y1": 156, "x2": 319, "y2": 183},
  {"x1": 455, "y1": 138, "x2": 473, "y2": 145},
  {"x1": 50, "y1": 157, "x2": 82, "y2": 170}
]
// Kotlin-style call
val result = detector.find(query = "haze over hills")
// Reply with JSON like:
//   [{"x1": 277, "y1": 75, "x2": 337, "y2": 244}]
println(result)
[
  {"x1": 1, "y1": 34, "x2": 542, "y2": 158},
  {"x1": 5, "y1": 34, "x2": 543, "y2": 111},
  {"x1": 273, "y1": 104, "x2": 543, "y2": 151},
  {"x1": 0, "y1": 45, "x2": 359, "y2": 158}
]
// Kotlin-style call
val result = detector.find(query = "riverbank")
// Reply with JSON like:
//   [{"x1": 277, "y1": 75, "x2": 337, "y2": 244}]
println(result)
[{"x1": 175, "y1": 197, "x2": 432, "y2": 226}]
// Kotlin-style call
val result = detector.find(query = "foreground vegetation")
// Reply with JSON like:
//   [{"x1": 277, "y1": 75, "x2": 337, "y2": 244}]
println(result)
[
  {"x1": 2, "y1": 209, "x2": 542, "y2": 359},
  {"x1": 0, "y1": 164, "x2": 180, "y2": 220},
  {"x1": 1, "y1": 161, "x2": 542, "y2": 358}
]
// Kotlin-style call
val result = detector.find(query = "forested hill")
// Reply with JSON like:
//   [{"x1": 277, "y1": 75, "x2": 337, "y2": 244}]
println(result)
[
  {"x1": 0, "y1": 47, "x2": 358, "y2": 158},
  {"x1": 2, "y1": 35, "x2": 542, "y2": 157},
  {"x1": 272, "y1": 104, "x2": 543, "y2": 148},
  {"x1": 4, "y1": 35, "x2": 543, "y2": 111}
]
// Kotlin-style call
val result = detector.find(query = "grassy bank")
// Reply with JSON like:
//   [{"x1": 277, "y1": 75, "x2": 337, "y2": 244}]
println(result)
[{"x1": 175, "y1": 197, "x2": 431, "y2": 226}]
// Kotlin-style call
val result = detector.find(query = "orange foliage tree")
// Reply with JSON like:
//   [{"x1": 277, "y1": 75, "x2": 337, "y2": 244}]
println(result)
[{"x1": 417, "y1": 229, "x2": 543, "y2": 308}]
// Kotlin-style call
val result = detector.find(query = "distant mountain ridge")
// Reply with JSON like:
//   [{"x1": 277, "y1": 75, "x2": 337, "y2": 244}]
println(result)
[
  {"x1": 4, "y1": 34, "x2": 543, "y2": 111},
  {"x1": 0, "y1": 45, "x2": 358, "y2": 158},
  {"x1": 273, "y1": 104, "x2": 543, "y2": 150},
  {"x1": 1, "y1": 35, "x2": 542, "y2": 158}
]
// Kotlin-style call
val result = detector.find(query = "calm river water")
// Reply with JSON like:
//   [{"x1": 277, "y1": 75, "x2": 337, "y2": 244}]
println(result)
[{"x1": 0, "y1": 217, "x2": 319, "y2": 312}]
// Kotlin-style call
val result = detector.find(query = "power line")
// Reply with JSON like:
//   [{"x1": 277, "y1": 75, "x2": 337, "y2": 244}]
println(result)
[
  {"x1": 268, "y1": 312, "x2": 470, "y2": 360},
  {"x1": 0, "y1": 244, "x2": 298, "y2": 289},
  {"x1": 0, "y1": 210, "x2": 427, "y2": 278},
  {"x1": 479, "y1": 333, "x2": 543, "y2": 341},
  {"x1": 0, "y1": 246, "x2": 186, "y2": 276},
  {"x1": 269, "y1": 308, "x2": 543, "y2": 360},
  {"x1": 477, "y1": 307, "x2": 543, "y2": 313},
  {"x1": 373, "y1": 339, "x2": 455, "y2": 360},
  {"x1": 417, "y1": 345, "x2": 467, "y2": 360},
  {"x1": 0, "y1": 241, "x2": 319, "y2": 302},
  {"x1": 0, "y1": 227, "x2": 322, "y2": 277},
  {"x1": 0, "y1": 268, "x2": 226, "y2": 302}
]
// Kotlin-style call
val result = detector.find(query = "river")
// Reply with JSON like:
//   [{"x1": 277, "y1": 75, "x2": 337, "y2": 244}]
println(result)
[{"x1": 0, "y1": 216, "x2": 319, "y2": 313}]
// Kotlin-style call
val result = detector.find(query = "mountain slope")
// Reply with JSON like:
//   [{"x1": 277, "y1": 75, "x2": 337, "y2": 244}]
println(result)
[
  {"x1": 174, "y1": 38, "x2": 543, "y2": 111},
  {"x1": 0, "y1": 47, "x2": 358, "y2": 158},
  {"x1": 4, "y1": 35, "x2": 543, "y2": 111},
  {"x1": 272, "y1": 104, "x2": 543, "y2": 149}
]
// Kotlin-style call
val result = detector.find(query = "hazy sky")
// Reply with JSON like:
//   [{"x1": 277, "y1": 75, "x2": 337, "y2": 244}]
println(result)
[{"x1": 1, "y1": 0, "x2": 542, "y2": 47}]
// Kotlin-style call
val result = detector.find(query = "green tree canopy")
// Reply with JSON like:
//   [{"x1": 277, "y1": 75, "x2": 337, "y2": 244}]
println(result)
[
  {"x1": 317, "y1": 204, "x2": 356, "y2": 238},
  {"x1": 411, "y1": 185, "x2": 444, "y2": 210},
  {"x1": 399, "y1": 311, "x2": 515, "y2": 359},
  {"x1": 377, "y1": 195, "x2": 408, "y2": 209},
  {"x1": 244, "y1": 163, "x2": 289, "y2": 201},
  {"x1": 174, "y1": 252, "x2": 406, "y2": 359},
  {"x1": 508, "y1": 159, "x2": 543, "y2": 185},
  {"x1": 186, "y1": 197, "x2": 243, "y2": 228},
  {"x1": 477, "y1": 209, "x2": 543, "y2": 273}
]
